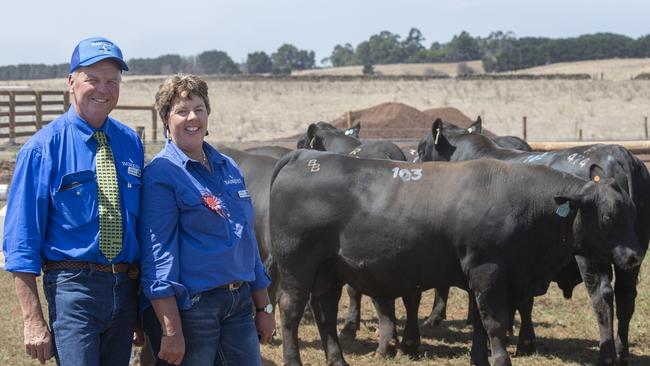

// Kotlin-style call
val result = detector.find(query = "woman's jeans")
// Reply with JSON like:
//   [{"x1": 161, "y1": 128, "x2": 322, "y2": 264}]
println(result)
[
  {"x1": 44, "y1": 268, "x2": 138, "y2": 366},
  {"x1": 143, "y1": 283, "x2": 262, "y2": 366}
]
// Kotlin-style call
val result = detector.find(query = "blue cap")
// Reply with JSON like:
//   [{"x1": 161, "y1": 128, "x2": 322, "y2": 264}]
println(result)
[{"x1": 70, "y1": 37, "x2": 129, "y2": 73}]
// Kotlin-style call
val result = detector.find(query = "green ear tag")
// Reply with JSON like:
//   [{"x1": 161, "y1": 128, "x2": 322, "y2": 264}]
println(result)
[{"x1": 556, "y1": 201, "x2": 570, "y2": 218}]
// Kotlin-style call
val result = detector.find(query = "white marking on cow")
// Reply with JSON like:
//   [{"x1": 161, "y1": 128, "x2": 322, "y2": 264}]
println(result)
[
  {"x1": 578, "y1": 158, "x2": 590, "y2": 168},
  {"x1": 522, "y1": 152, "x2": 549, "y2": 163},
  {"x1": 307, "y1": 159, "x2": 320, "y2": 172},
  {"x1": 556, "y1": 201, "x2": 570, "y2": 218},
  {"x1": 392, "y1": 167, "x2": 422, "y2": 181},
  {"x1": 348, "y1": 147, "x2": 362, "y2": 156}
]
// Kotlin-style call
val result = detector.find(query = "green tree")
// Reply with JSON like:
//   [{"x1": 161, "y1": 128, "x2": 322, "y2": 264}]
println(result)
[
  {"x1": 401, "y1": 28, "x2": 426, "y2": 61},
  {"x1": 197, "y1": 50, "x2": 240, "y2": 75},
  {"x1": 446, "y1": 31, "x2": 482, "y2": 61},
  {"x1": 328, "y1": 43, "x2": 358, "y2": 67},
  {"x1": 271, "y1": 44, "x2": 315, "y2": 74},
  {"x1": 246, "y1": 51, "x2": 272, "y2": 74},
  {"x1": 356, "y1": 31, "x2": 404, "y2": 65}
]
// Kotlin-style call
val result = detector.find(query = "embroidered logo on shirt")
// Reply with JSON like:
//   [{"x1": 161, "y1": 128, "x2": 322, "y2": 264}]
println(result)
[
  {"x1": 202, "y1": 193, "x2": 229, "y2": 218},
  {"x1": 224, "y1": 178, "x2": 242, "y2": 185},
  {"x1": 238, "y1": 190, "x2": 250, "y2": 198},
  {"x1": 122, "y1": 161, "x2": 142, "y2": 177}
]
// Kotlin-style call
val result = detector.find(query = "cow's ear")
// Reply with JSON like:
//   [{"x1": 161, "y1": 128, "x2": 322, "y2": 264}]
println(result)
[
  {"x1": 306, "y1": 123, "x2": 318, "y2": 148},
  {"x1": 468, "y1": 116, "x2": 483, "y2": 134},
  {"x1": 554, "y1": 196, "x2": 580, "y2": 217},
  {"x1": 589, "y1": 164, "x2": 606, "y2": 183},
  {"x1": 345, "y1": 122, "x2": 361, "y2": 138},
  {"x1": 432, "y1": 118, "x2": 444, "y2": 145}
]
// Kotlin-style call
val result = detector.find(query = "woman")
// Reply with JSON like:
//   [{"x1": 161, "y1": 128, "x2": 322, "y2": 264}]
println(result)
[{"x1": 139, "y1": 74, "x2": 275, "y2": 365}]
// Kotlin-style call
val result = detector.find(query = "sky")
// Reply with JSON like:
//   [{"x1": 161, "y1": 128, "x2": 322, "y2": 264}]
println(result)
[{"x1": 1, "y1": 0, "x2": 649, "y2": 67}]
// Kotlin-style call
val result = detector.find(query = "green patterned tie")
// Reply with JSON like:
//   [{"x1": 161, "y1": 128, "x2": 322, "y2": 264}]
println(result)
[{"x1": 94, "y1": 131, "x2": 123, "y2": 261}]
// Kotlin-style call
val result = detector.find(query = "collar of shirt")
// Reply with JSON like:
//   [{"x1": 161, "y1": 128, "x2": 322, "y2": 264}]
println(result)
[
  {"x1": 160, "y1": 139, "x2": 228, "y2": 168},
  {"x1": 66, "y1": 107, "x2": 117, "y2": 144}
]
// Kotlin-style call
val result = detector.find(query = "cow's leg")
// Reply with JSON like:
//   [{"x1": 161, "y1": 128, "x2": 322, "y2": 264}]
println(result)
[
  {"x1": 515, "y1": 296, "x2": 536, "y2": 356},
  {"x1": 279, "y1": 285, "x2": 312, "y2": 366},
  {"x1": 467, "y1": 289, "x2": 476, "y2": 326},
  {"x1": 613, "y1": 265, "x2": 640, "y2": 366},
  {"x1": 310, "y1": 283, "x2": 349, "y2": 366},
  {"x1": 576, "y1": 256, "x2": 617, "y2": 366},
  {"x1": 468, "y1": 262, "x2": 511, "y2": 366},
  {"x1": 370, "y1": 297, "x2": 399, "y2": 357},
  {"x1": 468, "y1": 290, "x2": 490, "y2": 366},
  {"x1": 339, "y1": 285, "x2": 362, "y2": 341},
  {"x1": 400, "y1": 292, "x2": 421, "y2": 357},
  {"x1": 424, "y1": 287, "x2": 448, "y2": 327}
]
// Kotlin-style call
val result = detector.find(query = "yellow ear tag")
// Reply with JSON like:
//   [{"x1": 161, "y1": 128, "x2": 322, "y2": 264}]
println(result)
[
  {"x1": 594, "y1": 175, "x2": 601, "y2": 182},
  {"x1": 434, "y1": 128, "x2": 441, "y2": 145}
]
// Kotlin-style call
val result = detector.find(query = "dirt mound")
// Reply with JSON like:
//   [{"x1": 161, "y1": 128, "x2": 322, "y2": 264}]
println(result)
[
  {"x1": 330, "y1": 102, "x2": 437, "y2": 139},
  {"x1": 329, "y1": 102, "x2": 488, "y2": 139}
]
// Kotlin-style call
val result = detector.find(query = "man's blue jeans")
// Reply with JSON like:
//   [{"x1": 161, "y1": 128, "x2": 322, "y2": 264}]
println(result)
[
  {"x1": 43, "y1": 268, "x2": 138, "y2": 366},
  {"x1": 143, "y1": 283, "x2": 262, "y2": 366}
]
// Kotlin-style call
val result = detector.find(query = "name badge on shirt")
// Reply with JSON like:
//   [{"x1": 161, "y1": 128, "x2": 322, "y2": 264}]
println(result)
[
  {"x1": 238, "y1": 190, "x2": 250, "y2": 198},
  {"x1": 127, "y1": 166, "x2": 141, "y2": 178}
]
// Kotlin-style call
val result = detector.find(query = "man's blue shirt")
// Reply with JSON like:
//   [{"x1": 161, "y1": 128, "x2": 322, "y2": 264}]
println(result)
[
  {"x1": 2, "y1": 108, "x2": 144, "y2": 274},
  {"x1": 138, "y1": 140, "x2": 271, "y2": 310}
]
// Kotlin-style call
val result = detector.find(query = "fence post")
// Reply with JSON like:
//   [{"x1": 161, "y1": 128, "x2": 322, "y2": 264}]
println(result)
[
  {"x1": 136, "y1": 126, "x2": 146, "y2": 154},
  {"x1": 35, "y1": 91, "x2": 43, "y2": 130},
  {"x1": 347, "y1": 111, "x2": 352, "y2": 128},
  {"x1": 522, "y1": 116, "x2": 527, "y2": 140},
  {"x1": 579, "y1": 129, "x2": 583, "y2": 141},
  {"x1": 151, "y1": 107, "x2": 158, "y2": 142},
  {"x1": 645, "y1": 116, "x2": 648, "y2": 139},
  {"x1": 8, "y1": 92, "x2": 16, "y2": 145},
  {"x1": 63, "y1": 91, "x2": 70, "y2": 111}
]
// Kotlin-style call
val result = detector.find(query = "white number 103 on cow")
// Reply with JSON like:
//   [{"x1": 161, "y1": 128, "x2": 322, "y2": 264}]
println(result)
[{"x1": 392, "y1": 167, "x2": 422, "y2": 181}]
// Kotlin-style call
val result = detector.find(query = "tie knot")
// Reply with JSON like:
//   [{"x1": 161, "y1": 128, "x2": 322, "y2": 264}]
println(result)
[{"x1": 94, "y1": 131, "x2": 108, "y2": 146}]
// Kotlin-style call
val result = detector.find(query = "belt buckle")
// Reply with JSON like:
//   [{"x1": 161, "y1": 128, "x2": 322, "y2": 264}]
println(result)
[
  {"x1": 228, "y1": 282, "x2": 241, "y2": 291},
  {"x1": 111, "y1": 263, "x2": 118, "y2": 274}
]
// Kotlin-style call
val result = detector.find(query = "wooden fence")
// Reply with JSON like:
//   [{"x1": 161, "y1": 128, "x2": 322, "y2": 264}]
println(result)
[{"x1": 0, "y1": 90, "x2": 158, "y2": 144}]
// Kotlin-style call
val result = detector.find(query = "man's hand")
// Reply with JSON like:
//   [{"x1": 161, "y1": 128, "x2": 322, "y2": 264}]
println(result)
[
  {"x1": 158, "y1": 333, "x2": 185, "y2": 365},
  {"x1": 13, "y1": 273, "x2": 54, "y2": 364},
  {"x1": 132, "y1": 326, "x2": 145, "y2": 347},
  {"x1": 23, "y1": 319, "x2": 53, "y2": 364},
  {"x1": 255, "y1": 311, "x2": 276, "y2": 345}
]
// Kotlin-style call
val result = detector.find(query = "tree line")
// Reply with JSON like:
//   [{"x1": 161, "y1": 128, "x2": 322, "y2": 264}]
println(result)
[{"x1": 1, "y1": 30, "x2": 650, "y2": 80}]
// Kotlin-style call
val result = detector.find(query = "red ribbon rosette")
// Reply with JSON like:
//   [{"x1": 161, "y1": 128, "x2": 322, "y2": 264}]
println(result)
[{"x1": 201, "y1": 192, "x2": 229, "y2": 218}]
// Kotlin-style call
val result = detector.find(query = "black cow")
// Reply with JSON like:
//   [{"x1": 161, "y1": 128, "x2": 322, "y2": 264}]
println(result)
[
  {"x1": 244, "y1": 145, "x2": 293, "y2": 158},
  {"x1": 270, "y1": 150, "x2": 643, "y2": 366},
  {"x1": 464, "y1": 118, "x2": 532, "y2": 152},
  {"x1": 217, "y1": 147, "x2": 282, "y2": 302},
  {"x1": 417, "y1": 118, "x2": 650, "y2": 364},
  {"x1": 297, "y1": 121, "x2": 406, "y2": 161},
  {"x1": 297, "y1": 121, "x2": 415, "y2": 348}
]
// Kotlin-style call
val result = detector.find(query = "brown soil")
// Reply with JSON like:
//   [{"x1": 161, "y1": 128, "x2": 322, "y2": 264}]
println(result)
[{"x1": 329, "y1": 102, "x2": 493, "y2": 139}]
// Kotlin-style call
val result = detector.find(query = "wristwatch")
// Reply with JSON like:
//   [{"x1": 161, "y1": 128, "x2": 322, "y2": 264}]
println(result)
[{"x1": 256, "y1": 303, "x2": 273, "y2": 314}]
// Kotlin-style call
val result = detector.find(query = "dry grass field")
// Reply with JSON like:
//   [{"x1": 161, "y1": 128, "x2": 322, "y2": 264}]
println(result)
[
  {"x1": 0, "y1": 259, "x2": 648, "y2": 365},
  {"x1": 1, "y1": 58, "x2": 650, "y2": 147}
]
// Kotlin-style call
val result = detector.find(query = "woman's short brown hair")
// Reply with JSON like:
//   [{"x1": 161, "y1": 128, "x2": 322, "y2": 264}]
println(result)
[{"x1": 154, "y1": 74, "x2": 211, "y2": 126}]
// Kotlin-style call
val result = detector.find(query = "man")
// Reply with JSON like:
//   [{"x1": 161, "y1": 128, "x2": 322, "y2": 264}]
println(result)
[{"x1": 2, "y1": 37, "x2": 144, "y2": 365}]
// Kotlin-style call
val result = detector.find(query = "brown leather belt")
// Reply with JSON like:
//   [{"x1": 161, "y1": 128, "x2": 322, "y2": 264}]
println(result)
[
  {"x1": 43, "y1": 261, "x2": 131, "y2": 274},
  {"x1": 218, "y1": 281, "x2": 245, "y2": 291}
]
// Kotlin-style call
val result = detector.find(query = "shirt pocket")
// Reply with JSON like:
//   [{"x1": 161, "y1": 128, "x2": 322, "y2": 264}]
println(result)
[
  {"x1": 121, "y1": 174, "x2": 141, "y2": 218},
  {"x1": 178, "y1": 191, "x2": 230, "y2": 242},
  {"x1": 51, "y1": 170, "x2": 97, "y2": 229}
]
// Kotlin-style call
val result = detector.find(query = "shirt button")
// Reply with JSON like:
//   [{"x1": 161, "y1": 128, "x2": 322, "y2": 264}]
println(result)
[
  {"x1": 76, "y1": 191, "x2": 80, "y2": 196},
  {"x1": 127, "y1": 183, "x2": 132, "y2": 188}
]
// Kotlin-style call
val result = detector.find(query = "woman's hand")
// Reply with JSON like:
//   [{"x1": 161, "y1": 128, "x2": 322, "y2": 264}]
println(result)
[
  {"x1": 159, "y1": 332, "x2": 185, "y2": 365},
  {"x1": 255, "y1": 311, "x2": 276, "y2": 344}
]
